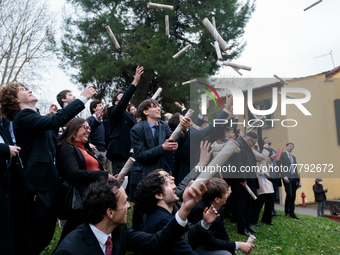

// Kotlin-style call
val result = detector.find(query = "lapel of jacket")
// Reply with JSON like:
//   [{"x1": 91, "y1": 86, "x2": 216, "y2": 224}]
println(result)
[
  {"x1": 0, "y1": 125, "x2": 10, "y2": 144},
  {"x1": 72, "y1": 145, "x2": 87, "y2": 169},
  {"x1": 142, "y1": 120, "x2": 155, "y2": 149},
  {"x1": 82, "y1": 224, "x2": 105, "y2": 255},
  {"x1": 158, "y1": 120, "x2": 165, "y2": 145}
]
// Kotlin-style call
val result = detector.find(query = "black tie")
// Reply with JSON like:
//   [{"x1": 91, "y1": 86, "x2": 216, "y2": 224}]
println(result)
[{"x1": 153, "y1": 125, "x2": 159, "y2": 146}]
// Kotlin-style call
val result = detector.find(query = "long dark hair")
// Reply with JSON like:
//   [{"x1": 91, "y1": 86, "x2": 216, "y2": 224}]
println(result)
[{"x1": 58, "y1": 118, "x2": 87, "y2": 146}]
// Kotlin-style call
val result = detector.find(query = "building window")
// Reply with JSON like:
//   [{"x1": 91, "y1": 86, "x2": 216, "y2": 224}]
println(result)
[{"x1": 248, "y1": 99, "x2": 274, "y2": 129}]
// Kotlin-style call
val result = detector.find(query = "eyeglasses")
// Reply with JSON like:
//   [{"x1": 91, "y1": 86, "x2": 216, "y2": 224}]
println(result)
[
  {"x1": 163, "y1": 173, "x2": 173, "y2": 179},
  {"x1": 81, "y1": 125, "x2": 91, "y2": 131}
]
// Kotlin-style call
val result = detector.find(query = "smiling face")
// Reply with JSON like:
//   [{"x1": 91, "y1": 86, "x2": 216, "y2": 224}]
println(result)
[
  {"x1": 112, "y1": 187, "x2": 130, "y2": 226},
  {"x1": 158, "y1": 170, "x2": 179, "y2": 205},
  {"x1": 214, "y1": 188, "x2": 229, "y2": 210},
  {"x1": 143, "y1": 103, "x2": 161, "y2": 121},
  {"x1": 74, "y1": 121, "x2": 91, "y2": 143},
  {"x1": 129, "y1": 106, "x2": 136, "y2": 115},
  {"x1": 16, "y1": 85, "x2": 38, "y2": 107}
]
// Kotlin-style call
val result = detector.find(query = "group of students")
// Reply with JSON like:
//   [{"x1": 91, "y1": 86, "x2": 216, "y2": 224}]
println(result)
[{"x1": 0, "y1": 65, "x2": 306, "y2": 255}]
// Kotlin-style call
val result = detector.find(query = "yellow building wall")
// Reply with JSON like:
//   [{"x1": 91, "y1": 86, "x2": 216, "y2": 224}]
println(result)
[{"x1": 246, "y1": 76, "x2": 340, "y2": 205}]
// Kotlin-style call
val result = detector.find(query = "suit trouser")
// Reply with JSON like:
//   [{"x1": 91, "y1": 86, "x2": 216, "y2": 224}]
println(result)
[
  {"x1": 271, "y1": 179, "x2": 279, "y2": 211},
  {"x1": 251, "y1": 193, "x2": 272, "y2": 224},
  {"x1": 27, "y1": 191, "x2": 56, "y2": 255},
  {"x1": 235, "y1": 188, "x2": 253, "y2": 232},
  {"x1": 317, "y1": 201, "x2": 326, "y2": 216},
  {"x1": 111, "y1": 155, "x2": 127, "y2": 175},
  {"x1": 283, "y1": 178, "x2": 298, "y2": 215}
]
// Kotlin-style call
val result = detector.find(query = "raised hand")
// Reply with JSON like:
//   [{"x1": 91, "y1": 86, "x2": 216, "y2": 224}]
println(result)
[
  {"x1": 81, "y1": 85, "x2": 97, "y2": 100},
  {"x1": 203, "y1": 205, "x2": 220, "y2": 224},
  {"x1": 132, "y1": 66, "x2": 144, "y2": 86}
]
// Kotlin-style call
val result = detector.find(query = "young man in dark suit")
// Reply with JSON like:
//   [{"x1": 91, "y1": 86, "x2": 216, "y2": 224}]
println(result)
[
  {"x1": 106, "y1": 66, "x2": 144, "y2": 175},
  {"x1": 188, "y1": 178, "x2": 254, "y2": 255},
  {"x1": 129, "y1": 99, "x2": 190, "y2": 201},
  {"x1": 0, "y1": 82, "x2": 97, "y2": 255},
  {"x1": 0, "y1": 119, "x2": 32, "y2": 255},
  {"x1": 230, "y1": 131, "x2": 260, "y2": 236},
  {"x1": 278, "y1": 143, "x2": 301, "y2": 220},
  {"x1": 55, "y1": 177, "x2": 207, "y2": 255}
]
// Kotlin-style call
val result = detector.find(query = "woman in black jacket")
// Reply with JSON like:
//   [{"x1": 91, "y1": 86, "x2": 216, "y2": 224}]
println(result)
[
  {"x1": 313, "y1": 178, "x2": 328, "y2": 217},
  {"x1": 56, "y1": 118, "x2": 115, "y2": 245}
]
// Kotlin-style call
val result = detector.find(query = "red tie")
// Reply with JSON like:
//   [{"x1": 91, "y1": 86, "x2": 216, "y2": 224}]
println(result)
[{"x1": 106, "y1": 236, "x2": 112, "y2": 255}]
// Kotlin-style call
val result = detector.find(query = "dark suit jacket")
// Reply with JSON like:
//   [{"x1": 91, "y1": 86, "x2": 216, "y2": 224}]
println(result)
[
  {"x1": 107, "y1": 84, "x2": 137, "y2": 161},
  {"x1": 129, "y1": 120, "x2": 187, "y2": 186},
  {"x1": 55, "y1": 218, "x2": 189, "y2": 255},
  {"x1": 173, "y1": 110, "x2": 230, "y2": 184},
  {"x1": 141, "y1": 206, "x2": 197, "y2": 255},
  {"x1": 188, "y1": 199, "x2": 236, "y2": 253},
  {"x1": 277, "y1": 151, "x2": 300, "y2": 182},
  {"x1": 58, "y1": 144, "x2": 108, "y2": 196},
  {"x1": 12, "y1": 99, "x2": 85, "y2": 191},
  {"x1": 230, "y1": 136, "x2": 259, "y2": 191},
  {"x1": 0, "y1": 125, "x2": 32, "y2": 255}
]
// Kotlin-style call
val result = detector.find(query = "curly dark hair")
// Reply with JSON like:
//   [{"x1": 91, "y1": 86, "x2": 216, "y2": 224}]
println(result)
[
  {"x1": 83, "y1": 178, "x2": 121, "y2": 225},
  {"x1": 0, "y1": 82, "x2": 26, "y2": 121},
  {"x1": 112, "y1": 91, "x2": 124, "y2": 105},
  {"x1": 134, "y1": 169, "x2": 165, "y2": 215},
  {"x1": 137, "y1": 99, "x2": 159, "y2": 121}
]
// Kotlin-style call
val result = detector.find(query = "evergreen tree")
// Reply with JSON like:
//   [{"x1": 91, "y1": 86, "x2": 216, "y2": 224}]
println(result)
[{"x1": 55, "y1": 0, "x2": 255, "y2": 111}]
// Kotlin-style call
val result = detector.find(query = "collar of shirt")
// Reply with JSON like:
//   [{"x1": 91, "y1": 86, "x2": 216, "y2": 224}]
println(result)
[
  {"x1": 92, "y1": 113, "x2": 102, "y2": 122},
  {"x1": 89, "y1": 224, "x2": 111, "y2": 254},
  {"x1": 147, "y1": 121, "x2": 159, "y2": 137}
]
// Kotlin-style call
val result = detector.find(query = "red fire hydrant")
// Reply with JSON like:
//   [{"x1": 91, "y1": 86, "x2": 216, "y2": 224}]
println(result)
[{"x1": 301, "y1": 192, "x2": 306, "y2": 207}]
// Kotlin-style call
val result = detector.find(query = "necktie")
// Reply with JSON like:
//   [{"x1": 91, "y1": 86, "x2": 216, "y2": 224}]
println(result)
[
  {"x1": 153, "y1": 125, "x2": 159, "y2": 146},
  {"x1": 288, "y1": 153, "x2": 294, "y2": 174},
  {"x1": 106, "y1": 236, "x2": 112, "y2": 255}
]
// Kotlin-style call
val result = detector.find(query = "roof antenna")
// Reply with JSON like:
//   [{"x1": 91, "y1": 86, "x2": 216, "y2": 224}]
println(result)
[{"x1": 314, "y1": 50, "x2": 335, "y2": 68}]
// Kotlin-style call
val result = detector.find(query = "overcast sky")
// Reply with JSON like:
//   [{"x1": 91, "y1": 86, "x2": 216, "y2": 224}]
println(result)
[{"x1": 42, "y1": 0, "x2": 339, "y2": 107}]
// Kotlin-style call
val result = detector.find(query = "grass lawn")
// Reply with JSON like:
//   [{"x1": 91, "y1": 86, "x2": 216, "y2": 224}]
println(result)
[{"x1": 42, "y1": 207, "x2": 340, "y2": 255}]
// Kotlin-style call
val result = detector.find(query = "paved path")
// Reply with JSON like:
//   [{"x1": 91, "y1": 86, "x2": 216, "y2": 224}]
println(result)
[{"x1": 275, "y1": 203, "x2": 330, "y2": 217}]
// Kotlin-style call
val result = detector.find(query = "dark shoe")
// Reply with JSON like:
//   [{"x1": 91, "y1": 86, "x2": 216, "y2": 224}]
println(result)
[
  {"x1": 247, "y1": 226, "x2": 260, "y2": 234},
  {"x1": 290, "y1": 214, "x2": 300, "y2": 220},
  {"x1": 253, "y1": 223, "x2": 261, "y2": 227},
  {"x1": 285, "y1": 214, "x2": 290, "y2": 218},
  {"x1": 237, "y1": 229, "x2": 251, "y2": 236},
  {"x1": 272, "y1": 210, "x2": 281, "y2": 216},
  {"x1": 262, "y1": 221, "x2": 274, "y2": 225}
]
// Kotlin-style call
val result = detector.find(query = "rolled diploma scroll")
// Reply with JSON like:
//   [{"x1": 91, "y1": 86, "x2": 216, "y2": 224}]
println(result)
[
  {"x1": 214, "y1": 41, "x2": 222, "y2": 60},
  {"x1": 274, "y1": 147, "x2": 284, "y2": 161},
  {"x1": 245, "y1": 184, "x2": 257, "y2": 200},
  {"x1": 147, "y1": 2, "x2": 174, "y2": 11},
  {"x1": 247, "y1": 115, "x2": 266, "y2": 131},
  {"x1": 151, "y1": 87, "x2": 162, "y2": 100},
  {"x1": 304, "y1": 0, "x2": 322, "y2": 11},
  {"x1": 189, "y1": 139, "x2": 239, "y2": 193},
  {"x1": 222, "y1": 60, "x2": 251, "y2": 71},
  {"x1": 182, "y1": 79, "x2": 197, "y2": 85},
  {"x1": 212, "y1": 16, "x2": 216, "y2": 27},
  {"x1": 105, "y1": 26, "x2": 120, "y2": 49},
  {"x1": 232, "y1": 67, "x2": 243, "y2": 76},
  {"x1": 274, "y1": 74, "x2": 288, "y2": 85},
  {"x1": 165, "y1": 15, "x2": 169, "y2": 36},
  {"x1": 240, "y1": 235, "x2": 256, "y2": 255},
  {"x1": 117, "y1": 157, "x2": 136, "y2": 181},
  {"x1": 169, "y1": 109, "x2": 194, "y2": 141},
  {"x1": 202, "y1": 18, "x2": 228, "y2": 51},
  {"x1": 173, "y1": 44, "x2": 192, "y2": 59}
]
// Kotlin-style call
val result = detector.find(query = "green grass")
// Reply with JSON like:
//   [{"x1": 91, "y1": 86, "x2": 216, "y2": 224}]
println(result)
[
  {"x1": 41, "y1": 207, "x2": 340, "y2": 255},
  {"x1": 225, "y1": 209, "x2": 340, "y2": 255}
]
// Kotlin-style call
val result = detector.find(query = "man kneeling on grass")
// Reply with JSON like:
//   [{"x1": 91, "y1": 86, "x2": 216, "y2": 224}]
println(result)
[
  {"x1": 54, "y1": 177, "x2": 207, "y2": 255},
  {"x1": 188, "y1": 178, "x2": 254, "y2": 255}
]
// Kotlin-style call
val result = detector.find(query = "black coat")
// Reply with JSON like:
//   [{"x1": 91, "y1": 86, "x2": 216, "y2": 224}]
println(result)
[
  {"x1": 107, "y1": 84, "x2": 137, "y2": 161},
  {"x1": 0, "y1": 125, "x2": 32, "y2": 255},
  {"x1": 55, "y1": 218, "x2": 189, "y2": 255},
  {"x1": 313, "y1": 183, "x2": 326, "y2": 202},
  {"x1": 58, "y1": 144, "x2": 108, "y2": 196},
  {"x1": 12, "y1": 99, "x2": 85, "y2": 192},
  {"x1": 188, "y1": 199, "x2": 236, "y2": 253}
]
